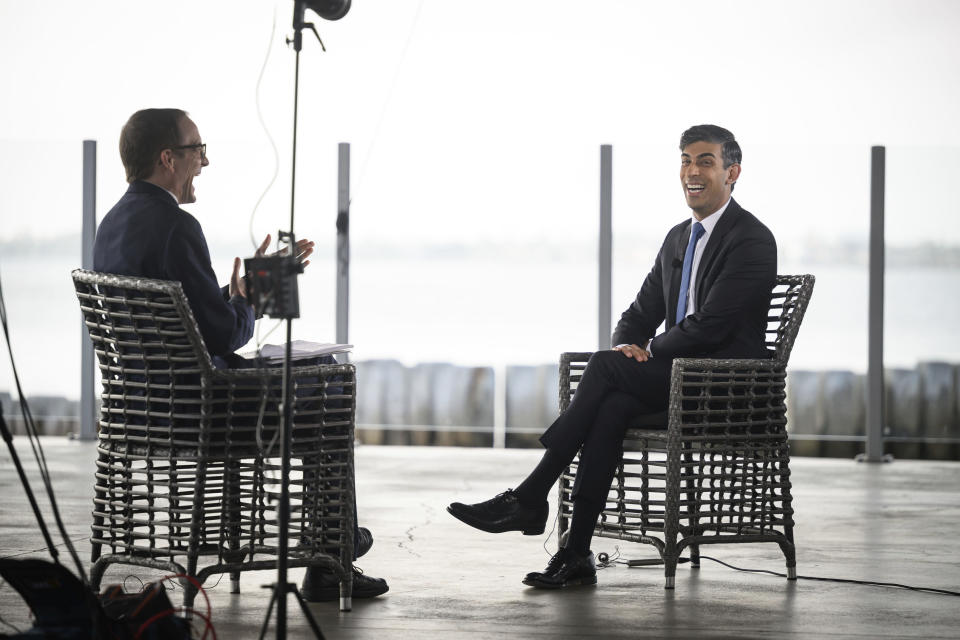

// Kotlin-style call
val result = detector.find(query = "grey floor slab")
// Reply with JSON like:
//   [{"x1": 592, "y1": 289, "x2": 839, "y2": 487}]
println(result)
[{"x1": 1, "y1": 439, "x2": 959, "y2": 639}]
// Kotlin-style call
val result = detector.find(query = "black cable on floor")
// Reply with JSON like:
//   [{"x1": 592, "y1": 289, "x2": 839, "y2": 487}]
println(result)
[{"x1": 697, "y1": 555, "x2": 960, "y2": 597}]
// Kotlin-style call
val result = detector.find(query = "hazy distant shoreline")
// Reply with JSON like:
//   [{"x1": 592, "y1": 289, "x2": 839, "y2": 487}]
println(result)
[
  {"x1": 3, "y1": 233, "x2": 960, "y2": 268},
  {"x1": 3, "y1": 238, "x2": 960, "y2": 399}
]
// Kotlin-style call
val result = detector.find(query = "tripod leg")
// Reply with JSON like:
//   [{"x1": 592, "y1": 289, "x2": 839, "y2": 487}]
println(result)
[
  {"x1": 291, "y1": 585, "x2": 326, "y2": 640},
  {"x1": 257, "y1": 585, "x2": 280, "y2": 640}
]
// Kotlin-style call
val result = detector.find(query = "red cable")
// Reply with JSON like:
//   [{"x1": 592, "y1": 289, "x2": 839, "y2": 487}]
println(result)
[{"x1": 129, "y1": 573, "x2": 217, "y2": 640}]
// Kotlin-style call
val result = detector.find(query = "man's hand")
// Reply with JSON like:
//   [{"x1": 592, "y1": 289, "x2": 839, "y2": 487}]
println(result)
[
  {"x1": 254, "y1": 234, "x2": 271, "y2": 258},
  {"x1": 229, "y1": 257, "x2": 247, "y2": 299},
  {"x1": 254, "y1": 233, "x2": 315, "y2": 269},
  {"x1": 613, "y1": 343, "x2": 651, "y2": 362},
  {"x1": 292, "y1": 237, "x2": 314, "y2": 268}
]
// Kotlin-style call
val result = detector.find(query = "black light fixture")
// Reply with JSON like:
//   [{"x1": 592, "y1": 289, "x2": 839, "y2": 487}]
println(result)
[
  {"x1": 303, "y1": 0, "x2": 351, "y2": 21},
  {"x1": 290, "y1": 0, "x2": 351, "y2": 52}
]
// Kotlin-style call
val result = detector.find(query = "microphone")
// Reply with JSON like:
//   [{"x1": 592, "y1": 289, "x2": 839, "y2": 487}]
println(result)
[{"x1": 672, "y1": 258, "x2": 683, "y2": 268}]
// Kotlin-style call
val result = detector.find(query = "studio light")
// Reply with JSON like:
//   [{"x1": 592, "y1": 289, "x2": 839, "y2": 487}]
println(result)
[{"x1": 303, "y1": 0, "x2": 351, "y2": 21}]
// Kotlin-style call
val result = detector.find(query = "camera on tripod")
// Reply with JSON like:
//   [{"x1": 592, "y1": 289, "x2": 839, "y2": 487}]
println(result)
[{"x1": 244, "y1": 231, "x2": 302, "y2": 320}]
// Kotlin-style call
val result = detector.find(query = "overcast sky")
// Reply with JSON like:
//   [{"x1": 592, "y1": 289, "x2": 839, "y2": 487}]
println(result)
[{"x1": 1, "y1": 0, "x2": 959, "y2": 251}]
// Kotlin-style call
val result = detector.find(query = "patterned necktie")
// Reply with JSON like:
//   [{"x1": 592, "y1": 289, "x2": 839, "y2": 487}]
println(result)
[{"x1": 675, "y1": 221, "x2": 705, "y2": 324}]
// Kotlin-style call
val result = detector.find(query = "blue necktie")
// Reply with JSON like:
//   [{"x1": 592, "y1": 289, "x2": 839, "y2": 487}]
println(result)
[{"x1": 675, "y1": 221, "x2": 705, "y2": 324}]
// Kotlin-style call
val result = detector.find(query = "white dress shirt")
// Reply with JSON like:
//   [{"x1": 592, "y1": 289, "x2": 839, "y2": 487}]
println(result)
[
  {"x1": 684, "y1": 197, "x2": 731, "y2": 317},
  {"x1": 617, "y1": 198, "x2": 732, "y2": 357}
]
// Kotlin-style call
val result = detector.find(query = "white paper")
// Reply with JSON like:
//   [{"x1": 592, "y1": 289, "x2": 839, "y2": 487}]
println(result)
[{"x1": 241, "y1": 340, "x2": 353, "y2": 363}]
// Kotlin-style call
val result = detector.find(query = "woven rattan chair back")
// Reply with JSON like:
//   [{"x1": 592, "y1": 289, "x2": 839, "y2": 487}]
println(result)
[
  {"x1": 73, "y1": 269, "x2": 358, "y2": 611},
  {"x1": 557, "y1": 274, "x2": 815, "y2": 590},
  {"x1": 765, "y1": 274, "x2": 816, "y2": 364}
]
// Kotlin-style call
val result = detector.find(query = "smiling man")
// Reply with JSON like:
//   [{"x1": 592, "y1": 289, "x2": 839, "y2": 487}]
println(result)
[
  {"x1": 448, "y1": 124, "x2": 777, "y2": 590},
  {"x1": 94, "y1": 108, "x2": 258, "y2": 365}
]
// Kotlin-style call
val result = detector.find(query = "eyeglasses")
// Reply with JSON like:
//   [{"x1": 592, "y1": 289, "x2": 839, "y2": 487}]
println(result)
[{"x1": 173, "y1": 143, "x2": 207, "y2": 160}]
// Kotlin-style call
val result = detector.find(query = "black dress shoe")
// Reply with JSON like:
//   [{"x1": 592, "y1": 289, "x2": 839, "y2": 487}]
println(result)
[
  {"x1": 522, "y1": 548, "x2": 597, "y2": 589},
  {"x1": 447, "y1": 489, "x2": 548, "y2": 535},
  {"x1": 301, "y1": 565, "x2": 389, "y2": 602},
  {"x1": 356, "y1": 527, "x2": 373, "y2": 559}
]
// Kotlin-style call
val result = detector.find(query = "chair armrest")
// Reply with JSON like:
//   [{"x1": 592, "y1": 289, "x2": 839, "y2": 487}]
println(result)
[
  {"x1": 559, "y1": 352, "x2": 595, "y2": 412},
  {"x1": 670, "y1": 357, "x2": 784, "y2": 374},
  {"x1": 666, "y1": 357, "x2": 788, "y2": 439},
  {"x1": 213, "y1": 363, "x2": 358, "y2": 414},
  {"x1": 560, "y1": 351, "x2": 596, "y2": 362},
  {"x1": 214, "y1": 361, "x2": 356, "y2": 381}
]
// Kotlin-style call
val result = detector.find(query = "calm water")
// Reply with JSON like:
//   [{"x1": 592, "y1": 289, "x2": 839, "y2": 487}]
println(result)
[{"x1": 1, "y1": 251, "x2": 958, "y2": 399}]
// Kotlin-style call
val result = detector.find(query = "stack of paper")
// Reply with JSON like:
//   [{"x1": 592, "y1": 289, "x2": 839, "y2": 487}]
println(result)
[{"x1": 242, "y1": 340, "x2": 353, "y2": 363}]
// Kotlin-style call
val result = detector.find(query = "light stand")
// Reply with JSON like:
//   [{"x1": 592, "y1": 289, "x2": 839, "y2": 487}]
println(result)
[{"x1": 255, "y1": 2, "x2": 351, "y2": 638}]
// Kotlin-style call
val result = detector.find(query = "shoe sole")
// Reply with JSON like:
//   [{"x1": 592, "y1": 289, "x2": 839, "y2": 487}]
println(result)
[
  {"x1": 522, "y1": 575, "x2": 598, "y2": 589},
  {"x1": 446, "y1": 506, "x2": 545, "y2": 536}
]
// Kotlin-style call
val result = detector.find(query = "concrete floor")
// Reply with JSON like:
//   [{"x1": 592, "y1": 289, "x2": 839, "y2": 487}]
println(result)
[{"x1": 1, "y1": 439, "x2": 959, "y2": 639}]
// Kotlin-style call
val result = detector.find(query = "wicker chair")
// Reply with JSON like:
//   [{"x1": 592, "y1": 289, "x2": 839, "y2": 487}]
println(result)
[
  {"x1": 557, "y1": 274, "x2": 814, "y2": 589},
  {"x1": 73, "y1": 269, "x2": 357, "y2": 611}
]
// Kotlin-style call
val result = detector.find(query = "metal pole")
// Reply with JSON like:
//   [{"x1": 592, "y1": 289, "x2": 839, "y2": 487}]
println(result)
[
  {"x1": 598, "y1": 144, "x2": 613, "y2": 351},
  {"x1": 862, "y1": 145, "x2": 888, "y2": 463},
  {"x1": 493, "y1": 365, "x2": 506, "y2": 449},
  {"x1": 336, "y1": 143, "x2": 350, "y2": 349},
  {"x1": 79, "y1": 140, "x2": 97, "y2": 441}
]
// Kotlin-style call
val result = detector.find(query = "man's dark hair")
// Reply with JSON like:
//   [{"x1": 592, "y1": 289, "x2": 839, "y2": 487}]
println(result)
[
  {"x1": 679, "y1": 124, "x2": 741, "y2": 168},
  {"x1": 119, "y1": 108, "x2": 188, "y2": 183}
]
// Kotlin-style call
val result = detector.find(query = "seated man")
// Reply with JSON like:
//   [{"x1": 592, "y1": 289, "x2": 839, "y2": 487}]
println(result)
[
  {"x1": 448, "y1": 124, "x2": 777, "y2": 589},
  {"x1": 93, "y1": 107, "x2": 387, "y2": 602}
]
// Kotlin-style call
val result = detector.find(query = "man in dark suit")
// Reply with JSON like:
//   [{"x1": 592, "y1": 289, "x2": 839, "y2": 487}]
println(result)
[
  {"x1": 448, "y1": 124, "x2": 777, "y2": 589},
  {"x1": 94, "y1": 108, "x2": 388, "y2": 601},
  {"x1": 94, "y1": 108, "x2": 272, "y2": 368}
]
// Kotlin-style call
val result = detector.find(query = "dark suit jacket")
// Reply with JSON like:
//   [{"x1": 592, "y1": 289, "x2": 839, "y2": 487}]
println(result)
[
  {"x1": 93, "y1": 180, "x2": 254, "y2": 364},
  {"x1": 612, "y1": 198, "x2": 777, "y2": 360}
]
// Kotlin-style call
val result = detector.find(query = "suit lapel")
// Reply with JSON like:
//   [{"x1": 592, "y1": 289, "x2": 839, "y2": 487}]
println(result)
[{"x1": 695, "y1": 198, "x2": 742, "y2": 299}]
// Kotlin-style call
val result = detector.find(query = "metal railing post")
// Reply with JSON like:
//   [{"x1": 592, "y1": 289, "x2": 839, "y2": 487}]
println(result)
[
  {"x1": 493, "y1": 365, "x2": 506, "y2": 449},
  {"x1": 861, "y1": 145, "x2": 889, "y2": 463},
  {"x1": 79, "y1": 140, "x2": 97, "y2": 441},
  {"x1": 336, "y1": 143, "x2": 350, "y2": 351},
  {"x1": 598, "y1": 144, "x2": 613, "y2": 351}
]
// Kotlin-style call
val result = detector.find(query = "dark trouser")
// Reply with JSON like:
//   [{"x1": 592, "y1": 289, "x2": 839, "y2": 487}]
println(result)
[{"x1": 538, "y1": 351, "x2": 672, "y2": 548}]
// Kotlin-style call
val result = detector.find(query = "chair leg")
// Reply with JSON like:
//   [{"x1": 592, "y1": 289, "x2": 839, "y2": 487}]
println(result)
[
  {"x1": 226, "y1": 463, "x2": 242, "y2": 594},
  {"x1": 780, "y1": 450, "x2": 797, "y2": 580},
  {"x1": 780, "y1": 516, "x2": 797, "y2": 580},
  {"x1": 663, "y1": 489, "x2": 681, "y2": 589},
  {"x1": 557, "y1": 462, "x2": 573, "y2": 553},
  {"x1": 89, "y1": 557, "x2": 109, "y2": 593},
  {"x1": 181, "y1": 548, "x2": 201, "y2": 610},
  {"x1": 681, "y1": 442, "x2": 700, "y2": 569},
  {"x1": 778, "y1": 539, "x2": 797, "y2": 580},
  {"x1": 230, "y1": 571, "x2": 241, "y2": 594},
  {"x1": 663, "y1": 552, "x2": 678, "y2": 590},
  {"x1": 663, "y1": 434, "x2": 682, "y2": 589},
  {"x1": 90, "y1": 448, "x2": 110, "y2": 564},
  {"x1": 182, "y1": 579, "x2": 199, "y2": 611}
]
